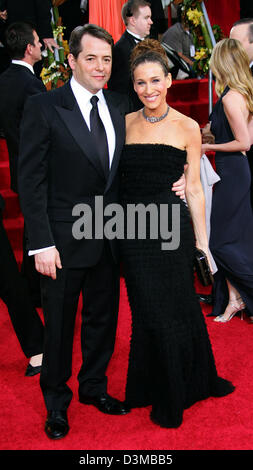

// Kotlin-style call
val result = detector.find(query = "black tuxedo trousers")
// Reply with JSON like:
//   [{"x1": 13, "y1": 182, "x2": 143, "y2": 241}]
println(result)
[
  {"x1": 40, "y1": 241, "x2": 120, "y2": 410},
  {"x1": 0, "y1": 206, "x2": 44, "y2": 358}
]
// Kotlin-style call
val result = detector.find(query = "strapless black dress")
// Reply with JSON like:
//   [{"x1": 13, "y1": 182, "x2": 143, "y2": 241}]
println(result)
[{"x1": 119, "y1": 143, "x2": 234, "y2": 428}]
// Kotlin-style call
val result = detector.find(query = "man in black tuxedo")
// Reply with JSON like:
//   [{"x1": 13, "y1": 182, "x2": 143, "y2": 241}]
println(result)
[
  {"x1": 18, "y1": 24, "x2": 131, "y2": 440},
  {"x1": 0, "y1": 193, "x2": 44, "y2": 375},
  {"x1": 107, "y1": 0, "x2": 153, "y2": 111},
  {"x1": 0, "y1": 22, "x2": 46, "y2": 308}
]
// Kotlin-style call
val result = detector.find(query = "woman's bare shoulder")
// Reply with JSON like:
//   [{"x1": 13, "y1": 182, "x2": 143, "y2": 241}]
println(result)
[
  {"x1": 222, "y1": 88, "x2": 246, "y2": 106},
  {"x1": 170, "y1": 107, "x2": 200, "y2": 133},
  {"x1": 125, "y1": 110, "x2": 141, "y2": 123}
]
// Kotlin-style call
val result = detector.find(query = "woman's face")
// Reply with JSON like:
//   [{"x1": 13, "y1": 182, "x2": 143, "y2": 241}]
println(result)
[{"x1": 133, "y1": 61, "x2": 171, "y2": 110}]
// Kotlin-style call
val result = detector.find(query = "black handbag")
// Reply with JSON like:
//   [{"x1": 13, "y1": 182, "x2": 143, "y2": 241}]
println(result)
[{"x1": 195, "y1": 248, "x2": 214, "y2": 286}]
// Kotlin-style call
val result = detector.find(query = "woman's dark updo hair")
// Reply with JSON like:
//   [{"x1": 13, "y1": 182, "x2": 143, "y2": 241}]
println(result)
[{"x1": 130, "y1": 39, "x2": 170, "y2": 79}]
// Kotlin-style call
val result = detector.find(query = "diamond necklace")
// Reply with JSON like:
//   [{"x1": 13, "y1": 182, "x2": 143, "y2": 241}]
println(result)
[{"x1": 142, "y1": 105, "x2": 170, "y2": 123}]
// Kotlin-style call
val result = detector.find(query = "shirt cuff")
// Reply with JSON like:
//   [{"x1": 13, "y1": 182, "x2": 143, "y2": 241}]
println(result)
[{"x1": 28, "y1": 246, "x2": 55, "y2": 256}]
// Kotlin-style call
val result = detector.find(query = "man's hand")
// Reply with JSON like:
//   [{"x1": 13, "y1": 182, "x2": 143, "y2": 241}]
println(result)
[
  {"x1": 43, "y1": 37, "x2": 59, "y2": 53},
  {"x1": 35, "y1": 247, "x2": 62, "y2": 280},
  {"x1": 171, "y1": 170, "x2": 186, "y2": 200}
]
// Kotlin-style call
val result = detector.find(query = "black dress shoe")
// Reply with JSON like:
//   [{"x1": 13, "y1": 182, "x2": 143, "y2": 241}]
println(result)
[
  {"x1": 45, "y1": 410, "x2": 69, "y2": 440},
  {"x1": 197, "y1": 293, "x2": 213, "y2": 305},
  {"x1": 79, "y1": 392, "x2": 131, "y2": 415},
  {"x1": 25, "y1": 363, "x2": 42, "y2": 377}
]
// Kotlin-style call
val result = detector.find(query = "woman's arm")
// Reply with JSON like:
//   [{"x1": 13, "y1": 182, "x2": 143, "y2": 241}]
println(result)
[
  {"x1": 183, "y1": 118, "x2": 211, "y2": 261},
  {"x1": 202, "y1": 90, "x2": 251, "y2": 154}
]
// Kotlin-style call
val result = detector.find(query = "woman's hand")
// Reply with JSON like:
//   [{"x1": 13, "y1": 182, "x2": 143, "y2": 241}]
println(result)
[
  {"x1": 196, "y1": 243, "x2": 214, "y2": 274},
  {"x1": 201, "y1": 143, "x2": 211, "y2": 155},
  {"x1": 201, "y1": 123, "x2": 215, "y2": 144}
]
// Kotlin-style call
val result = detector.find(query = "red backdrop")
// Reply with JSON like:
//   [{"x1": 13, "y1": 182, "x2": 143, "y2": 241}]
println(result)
[
  {"x1": 89, "y1": 0, "x2": 125, "y2": 43},
  {"x1": 88, "y1": 0, "x2": 241, "y2": 42},
  {"x1": 204, "y1": 0, "x2": 241, "y2": 37}
]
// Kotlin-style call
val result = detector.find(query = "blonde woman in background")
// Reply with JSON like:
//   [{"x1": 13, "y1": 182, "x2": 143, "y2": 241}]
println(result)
[{"x1": 202, "y1": 38, "x2": 253, "y2": 323}]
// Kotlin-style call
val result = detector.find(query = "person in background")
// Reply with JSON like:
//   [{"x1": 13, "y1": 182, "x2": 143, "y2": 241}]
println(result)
[
  {"x1": 2, "y1": 0, "x2": 58, "y2": 52},
  {"x1": 148, "y1": 0, "x2": 167, "y2": 39},
  {"x1": 240, "y1": 0, "x2": 253, "y2": 19},
  {"x1": 161, "y1": 3, "x2": 195, "y2": 70},
  {"x1": 0, "y1": 22, "x2": 46, "y2": 309},
  {"x1": 230, "y1": 18, "x2": 253, "y2": 209},
  {"x1": 202, "y1": 38, "x2": 253, "y2": 324},
  {"x1": 0, "y1": 3, "x2": 8, "y2": 74},
  {"x1": 58, "y1": 0, "x2": 87, "y2": 41},
  {"x1": 0, "y1": 193, "x2": 44, "y2": 376},
  {"x1": 107, "y1": 0, "x2": 153, "y2": 111}
]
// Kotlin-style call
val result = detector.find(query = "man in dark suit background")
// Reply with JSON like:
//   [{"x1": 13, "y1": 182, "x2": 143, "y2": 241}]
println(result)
[
  {"x1": 0, "y1": 22, "x2": 46, "y2": 193},
  {"x1": 2, "y1": 0, "x2": 57, "y2": 52},
  {"x1": 230, "y1": 19, "x2": 253, "y2": 212},
  {"x1": 0, "y1": 192, "x2": 44, "y2": 375},
  {"x1": 148, "y1": 0, "x2": 167, "y2": 39},
  {"x1": 107, "y1": 0, "x2": 153, "y2": 111},
  {"x1": 58, "y1": 0, "x2": 88, "y2": 41},
  {"x1": 0, "y1": 22, "x2": 46, "y2": 308},
  {"x1": 18, "y1": 24, "x2": 131, "y2": 440},
  {"x1": 240, "y1": 0, "x2": 253, "y2": 19}
]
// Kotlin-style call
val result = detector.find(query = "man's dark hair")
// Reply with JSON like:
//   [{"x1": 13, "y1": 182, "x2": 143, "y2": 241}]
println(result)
[
  {"x1": 122, "y1": 0, "x2": 151, "y2": 26},
  {"x1": 232, "y1": 18, "x2": 253, "y2": 43},
  {"x1": 5, "y1": 21, "x2": 36, "y2": 59},
  {"x1": 69, "y1": 24, "x2": 114, "y2": 59}
]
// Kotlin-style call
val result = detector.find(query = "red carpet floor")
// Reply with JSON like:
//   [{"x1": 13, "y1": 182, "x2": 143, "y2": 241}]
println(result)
[{"x1": 0, "y1": 277, "x2": 253, "y2": 451}]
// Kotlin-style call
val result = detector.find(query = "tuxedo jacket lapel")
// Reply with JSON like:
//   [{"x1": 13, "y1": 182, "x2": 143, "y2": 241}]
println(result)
[
  {"x1": 54, "y1": 83, "x2": 125, "y2": 189},
  {"x1": 54, "y1": 82, "x2": 106, "y2": 180},
  {"x1": 103, "y1": 90, "x2": 125, "y2": 193}
]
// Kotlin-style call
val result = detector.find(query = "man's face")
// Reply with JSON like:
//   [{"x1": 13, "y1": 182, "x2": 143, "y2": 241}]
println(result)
[
  {"x1": 68, "y1": 34, "x2": 112, "y2": 93},
  {"x1": 30, "y1": 30, "x2": 42, "y2": 63},
  {"x1": 230, "y1": 24, "x2": 253, "y2": 62},
  {"x1": 133, "y1": 6, "x2": 153, "y2": 38}
]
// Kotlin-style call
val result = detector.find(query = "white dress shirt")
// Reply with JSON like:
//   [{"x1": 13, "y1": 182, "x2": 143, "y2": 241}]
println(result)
[
  {"x1": 126, "y1": 29, "x2": 144, "y2": 42},
  {"x1": 70, "y1": 76, "x2": 116, "y2": 166},
  {"x1": 12, "y1": 59, "x2": 34, "y2": 74},
  {"x1": 29, "y1": 76, "x2": 116, "y2": 255}
]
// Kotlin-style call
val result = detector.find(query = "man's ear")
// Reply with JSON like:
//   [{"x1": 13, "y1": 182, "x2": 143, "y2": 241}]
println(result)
[
  {"x1": 128, "y1": 15, "x2": 136, "y2": 29},
  {"x1": 26, "y1": 43, "x2": 33, "y2": 57},
  {"x1": 68, "y1": 53, "x2": 76, "y2": 71}
]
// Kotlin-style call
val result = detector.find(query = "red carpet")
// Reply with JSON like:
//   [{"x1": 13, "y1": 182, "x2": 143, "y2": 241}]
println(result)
[
  {"x1": 0, "y1": 80, "x2": 253, "y2": 452},
  {"x1": 0, "y1": 279, "x2": 253, "y2": 451}
]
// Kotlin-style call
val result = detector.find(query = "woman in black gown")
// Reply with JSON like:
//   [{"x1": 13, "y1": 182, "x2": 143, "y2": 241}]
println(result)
[
  {"x1": 119, "y1": 39, "x2": 234, "y2": 428},
  {"x1": 202, "y1": 38, "x2": 253, "y2": 323}
]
